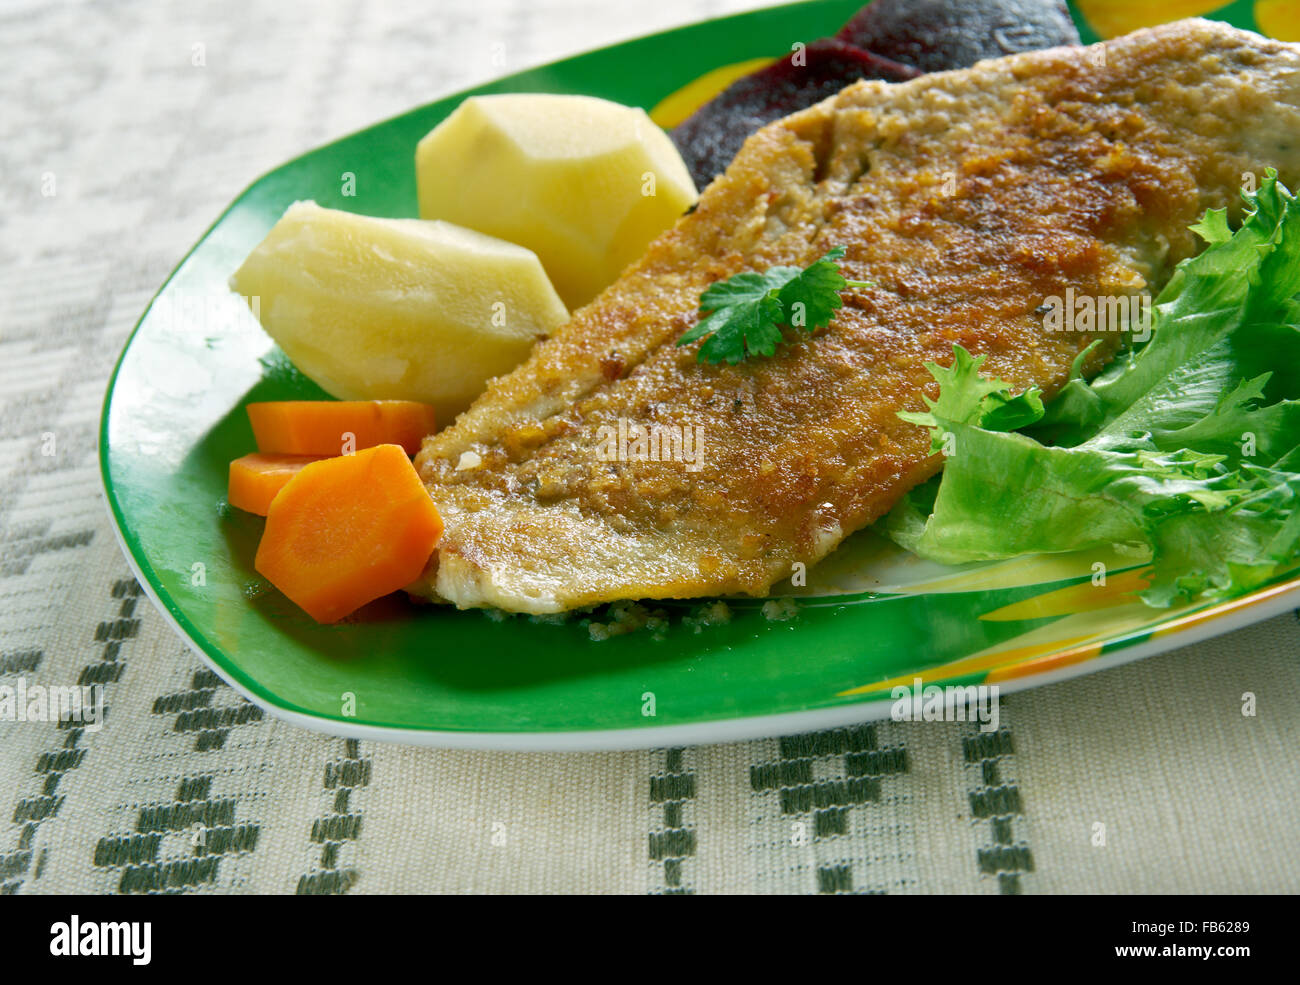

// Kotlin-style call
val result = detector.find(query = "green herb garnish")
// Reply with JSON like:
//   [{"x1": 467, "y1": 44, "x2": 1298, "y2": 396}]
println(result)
[{"x1": 676, "y1": 246, "x2": 872, "y2": 364}]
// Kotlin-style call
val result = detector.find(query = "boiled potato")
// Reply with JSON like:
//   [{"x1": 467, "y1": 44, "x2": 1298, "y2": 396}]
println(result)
[
  {"x1": 229, "y1": 201, "x2": 567, "y2": 423},
  {"x1": 416, "y1": 94, "x2": 698, "y2": 310}
]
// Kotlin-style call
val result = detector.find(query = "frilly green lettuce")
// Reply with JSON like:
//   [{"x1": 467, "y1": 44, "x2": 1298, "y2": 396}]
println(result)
[{"x1": 884, "y1": 170, "x2": 1300, "y2": 607}]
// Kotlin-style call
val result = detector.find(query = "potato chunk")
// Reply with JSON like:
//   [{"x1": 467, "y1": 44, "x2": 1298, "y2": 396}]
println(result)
[
  {"x1": 416, "y1": 94, "x2": 698, "y2": 309},
  {"x1": 229, "y1": 202, "x2": 568, "y2": 423}
]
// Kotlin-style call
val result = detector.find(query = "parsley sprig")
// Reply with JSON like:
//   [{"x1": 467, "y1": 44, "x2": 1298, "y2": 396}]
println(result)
[{"x1": 676, "y1": 246, "x2": 872, "y2": 364}]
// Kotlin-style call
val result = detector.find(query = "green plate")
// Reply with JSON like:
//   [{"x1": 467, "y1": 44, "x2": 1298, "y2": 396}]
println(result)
[{"x1": 101, "y1": 0, "x2": 1298, "y2": 749}]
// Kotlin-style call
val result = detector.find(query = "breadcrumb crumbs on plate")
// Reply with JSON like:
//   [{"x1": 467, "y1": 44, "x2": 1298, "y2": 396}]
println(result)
[{"x1": 761, "y1": 598, "x2": 800, "y2": 621}]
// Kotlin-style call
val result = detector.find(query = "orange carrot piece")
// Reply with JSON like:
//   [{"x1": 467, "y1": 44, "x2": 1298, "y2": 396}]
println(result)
[
  {"x1": 246, "y1": 400, "x2": 436, "y2": 456},
  {"x1": 228, "y1": 452, "x2": 326, "y2": 516},
  {"x1": 254, "y1": 444, "x2": 443, "y2": 623}
]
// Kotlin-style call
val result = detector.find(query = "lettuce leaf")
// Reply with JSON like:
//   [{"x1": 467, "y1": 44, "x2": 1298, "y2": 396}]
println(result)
[{"x1": 884, "y1": 170, "x2": 1300, "y2": 607}]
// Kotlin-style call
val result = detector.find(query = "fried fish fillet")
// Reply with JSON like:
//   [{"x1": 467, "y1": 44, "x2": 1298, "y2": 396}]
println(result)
[{"x1": 413, "y1": 19, "x2": 1300, "y2": 613}]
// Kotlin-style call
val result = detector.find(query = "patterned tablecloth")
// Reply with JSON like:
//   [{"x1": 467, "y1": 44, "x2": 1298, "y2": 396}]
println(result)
[{"x1": 2, "y1": 0, "x2": 1299, "y2": 895}]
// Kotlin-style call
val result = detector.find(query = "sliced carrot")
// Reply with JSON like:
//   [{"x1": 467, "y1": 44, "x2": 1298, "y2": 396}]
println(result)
[
  {"x1": 246, "y1": 400, "x2": 436, "y2": 456},
  {"x1": 228, "y1": 453, "x2": 326, "y2": 516},
  {"x1": 254, "y1": 444, "x2": 443, "y2": 623}
]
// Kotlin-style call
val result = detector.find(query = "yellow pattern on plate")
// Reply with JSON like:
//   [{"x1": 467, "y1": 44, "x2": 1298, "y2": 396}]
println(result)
[
  {"x1": 835, "y1": 635, "x2": 1097, "y2": 696},
  {"x1": 978, "y1": 568, "x2": 1149, "y2": 621},
  {"x1": 1255, "y1": 0, "x2": 1300, "y2": 40},
  {"x1": 648, "y1": 57, "x2": 775, "y2": 128},
  {"x1": 1073, "y1": 0, "x2": 1227, "y2": 38}
]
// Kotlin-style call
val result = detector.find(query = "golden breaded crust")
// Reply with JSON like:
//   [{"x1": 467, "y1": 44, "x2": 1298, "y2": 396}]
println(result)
[{"x1": 414, "y1": 18, "x2": 1300, "y2": 613}]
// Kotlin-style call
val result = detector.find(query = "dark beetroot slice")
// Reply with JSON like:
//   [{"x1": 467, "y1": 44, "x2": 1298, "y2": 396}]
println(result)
[
  {"x1": 671, "y1": 37, "x2": 919, "y2": 190},
  {"x1": 837, "y1": 0, "x2": 1079, "y2": 74}
]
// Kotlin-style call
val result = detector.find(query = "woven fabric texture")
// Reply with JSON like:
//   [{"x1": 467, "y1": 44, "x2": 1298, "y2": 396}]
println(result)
[{"x1": 2, "y1": 0, "x2": 1298, "y2": 894}]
